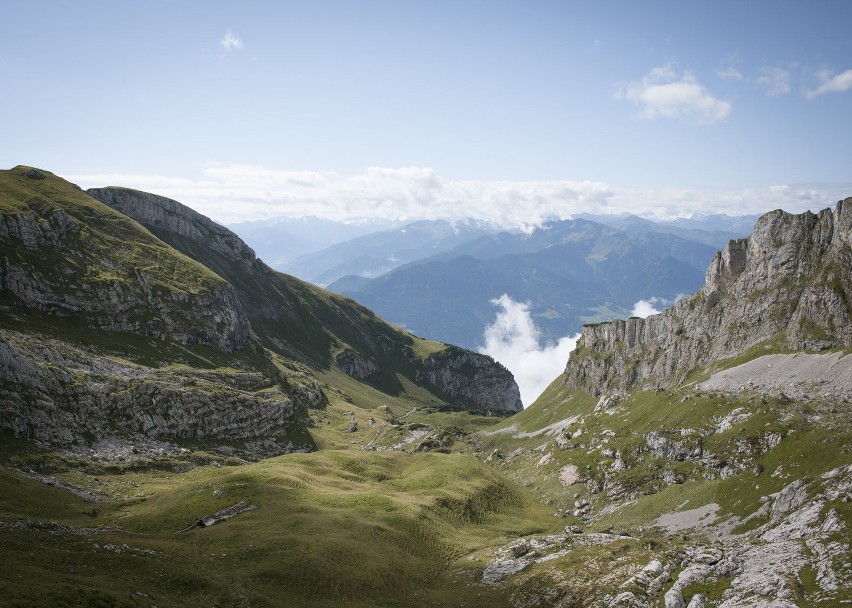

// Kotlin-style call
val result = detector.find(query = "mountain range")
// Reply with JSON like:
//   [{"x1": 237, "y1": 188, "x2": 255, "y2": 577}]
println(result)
[
  {"x1": 0, "y1": 166, "x2": 849, "y2": 607},
  {"x1": 329, "y1": 218, "x2": 744, "y2": 349}
]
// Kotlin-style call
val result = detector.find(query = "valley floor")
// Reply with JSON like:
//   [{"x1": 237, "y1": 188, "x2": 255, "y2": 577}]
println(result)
[{"x1": 2, "y1": 353, "x2": 851, "y2": 607}]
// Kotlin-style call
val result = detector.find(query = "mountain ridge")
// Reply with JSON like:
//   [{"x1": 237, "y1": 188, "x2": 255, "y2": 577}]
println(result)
[
  {"x1": 0, "y1": 166, "x2": 521, "y2": 456},
  {"x1": 331, "y1": 218, "x2": 721, "y2": 348},
  {"x1": 564, "y1": 200, "x2": 852, "y2": 395}
]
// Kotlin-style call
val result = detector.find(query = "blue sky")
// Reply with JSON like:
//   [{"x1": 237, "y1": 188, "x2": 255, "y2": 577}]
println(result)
[{"x1": 2, "y1": 1, "x2": 851, "y2": 224}]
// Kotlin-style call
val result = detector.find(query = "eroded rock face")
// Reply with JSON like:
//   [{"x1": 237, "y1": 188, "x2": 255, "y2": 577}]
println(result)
[
  {"x1": 336, "y1": 349, "x2": 379, "y2": 379},
  {"x1": 0, "y1": 196, "x2": 251, "y2": 352},
  {"x1": 418, "y1": 347, "x2": 523, "y2": 412},
  {"x1": 0, "y1": 331, "x2": 318, "y2": 447},
  {"x1": 87, "y1": 187, "x2": 258, "y2": 272},
  {"x1": 565, "y1": 200, "x2": 852, "y2": 394}
]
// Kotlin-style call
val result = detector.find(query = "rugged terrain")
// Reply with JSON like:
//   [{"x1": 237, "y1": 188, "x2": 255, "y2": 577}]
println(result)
[
  {"x1": 1, "y1": 172, "x2": 849, "y2": 608},
  {"x1": 474, "y1": 200, "x2": 852, "y2": 606},
  {"x1": 0, "y1": 167, "x2": 520, "y2": 457}
]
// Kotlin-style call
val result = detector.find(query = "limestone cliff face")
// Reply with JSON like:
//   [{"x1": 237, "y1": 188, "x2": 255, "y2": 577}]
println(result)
[
  {"x1": 86, "y1": 187, "x2": 257, "y2": 273},
  {"x1": 0, "y1": 171, "x2": 251, "y2": 351},
  {"x1": 564, "y1": 200, "x2": 852, "y2": 394},
  {"x1": 418, "y1": 347, "x2": 523, "y2": 412},
  {"x1": 0, "y1": 330, "x2": 323, "y2": 447}
]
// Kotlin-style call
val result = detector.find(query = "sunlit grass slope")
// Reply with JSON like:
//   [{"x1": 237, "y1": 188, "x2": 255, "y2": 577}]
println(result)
[{"x1": 0, "y1": 448, "x2": 560, "y2": 608}]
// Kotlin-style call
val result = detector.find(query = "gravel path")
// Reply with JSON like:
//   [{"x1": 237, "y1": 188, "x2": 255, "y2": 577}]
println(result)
[
  {"x1": 699, "y1": 352, "x2": 852, "y2": 399},
  {"x1": 482, "y1": 415, "x2": 580, "y2": 439}
]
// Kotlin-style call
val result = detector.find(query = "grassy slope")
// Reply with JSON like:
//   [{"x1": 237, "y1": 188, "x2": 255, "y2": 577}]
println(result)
[
  {"x1": 0, "y1": 443, "x2": 558, "y2": 608},
  {"x1": 0, "y1": 167, "x2": 222, "y2": 296},
  {"x1": 473, "y1": 346, "x2": 852, "y2": 604}
]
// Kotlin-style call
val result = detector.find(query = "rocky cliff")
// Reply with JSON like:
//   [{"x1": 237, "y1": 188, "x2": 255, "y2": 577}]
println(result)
[
  {"x1": 564, "y1": 200, "x2": 852, "y2": 394},
  {"x1": 87, "y1": 187, "x2": 258, "y2": 274},
  {"x1": 0, "y1": 168, "x2": 313, "y2": 453},
  {"x1": 418, "y1": 347, "x2": 523, "y2": 412},
  {"x1": 88, "y1": 185, "x2": 523, "y2": 413},
  {"x1": 0, "y1": 168, "x2": 251, "y2": 351},
  {"x1": 0, "y1": 330, "x2": 322, "y2": 448}
]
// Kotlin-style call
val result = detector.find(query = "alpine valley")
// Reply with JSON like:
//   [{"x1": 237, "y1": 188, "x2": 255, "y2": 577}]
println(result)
[{"x1": 1, "y1": 165, "x2": 850, "y2": 607}]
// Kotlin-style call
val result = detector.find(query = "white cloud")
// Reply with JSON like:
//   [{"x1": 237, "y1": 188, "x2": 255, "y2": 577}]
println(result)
[
  {"x1": 631, "y1": 295, "x2": 685, "y2": 318},
  {"x1": 69, "y1": 164, "x2": 612, "y2": 227},
  {"x1": 631, "y1": 299, "x2": 662, "y2": 318},
  {"x1": 67, "y1": 164, "x2": 851, "y2": 227},
  {"x1": 220, "y1": 29, "x2": 243, "y2": 52},
  {"x1": 479, "y1": 295, "x2": 580, "y2": 407},
  {"x1": 717, "y1": 67, "x2": 745, "y2": 81},
  {"x1": 755, "y1": 67, "x2": 791, "y2": 96},
  {"x1": 616, "y1": 64, "x2": 731, "y2": 124},
  {"x1": 806, "y1": 68, "x2": 852, "y2": 99}
]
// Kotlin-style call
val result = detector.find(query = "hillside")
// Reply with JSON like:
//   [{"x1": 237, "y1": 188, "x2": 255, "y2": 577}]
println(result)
[
  {"x1": 472, "y1": 201, "x2": 852, "y2": 606},
  {"x1": 0, "y1": 166, "x2": 521, "y2": 455},
  {"x1": 2, "y1": 178, "x2": 849, "y2": 608}
]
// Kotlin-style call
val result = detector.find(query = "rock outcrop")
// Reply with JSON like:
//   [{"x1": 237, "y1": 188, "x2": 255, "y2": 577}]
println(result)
[
  {"x1": 419, "y1": 347, "x2": 523, "y2": 412},
  {"x1": 336, "y1": 349, "x2": 379, "y2": 379},
  {"x1": 88, "y1": 184, "x2": 524, "y2": 412},
  {"x1": 0, "y1": 330, "x2": 320, "y2": 448},
  {"x1": 0, "y1": 168, "x2": 251, "y2": 351},
  {"x1": 87, "y1": 187, "x2": 258, "y2": 273},
  {"x1": 565, "y1": 200, "x2": 852, "y2": 394}
]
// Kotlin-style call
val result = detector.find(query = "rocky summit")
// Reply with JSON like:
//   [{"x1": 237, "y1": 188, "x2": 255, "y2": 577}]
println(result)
[
  {"x1": 566, "y1": 200, "x2": 852, "y2": 395},
  {"x1": 0, "y1": 173, "x2": 849, "y2": 608}
]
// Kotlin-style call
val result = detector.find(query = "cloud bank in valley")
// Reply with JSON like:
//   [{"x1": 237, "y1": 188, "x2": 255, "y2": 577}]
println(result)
[
  {"x1": 68, "y1": 163, "x2": 851, "y2": 229},
  {"x1": 479, "y1": 295, "x2": 580, "y2": 407}
]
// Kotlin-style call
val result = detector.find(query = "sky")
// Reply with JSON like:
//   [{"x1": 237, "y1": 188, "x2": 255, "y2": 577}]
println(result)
[{"x1": 2, "y1": 1, "x2": 851, "y2": 226}]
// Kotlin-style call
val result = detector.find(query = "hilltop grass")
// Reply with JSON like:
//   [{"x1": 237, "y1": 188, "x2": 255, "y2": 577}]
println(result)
[{"x1": 0, "y1": 166, "x2": 223, "y2": 297}]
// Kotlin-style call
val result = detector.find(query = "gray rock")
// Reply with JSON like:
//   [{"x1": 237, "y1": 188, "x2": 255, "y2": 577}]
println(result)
[
  {"x1": 563, "y1": 200, "x2": 852, "y2": 395},
  {"x1": 0, "y1": 330, "x2": 313, "y2": 448},
  {"x1": 418, "y1": 347, "x2": 523, "y2": 412},
  {"x1": 771, "y1": 479, "x2": 808, "y2": 520},
  {"x1": 686, "y1": 594, "x2": 705, "y2": 608},
  {"x1": 336, "y1": 349, "x2": 379, "y2": 379}
]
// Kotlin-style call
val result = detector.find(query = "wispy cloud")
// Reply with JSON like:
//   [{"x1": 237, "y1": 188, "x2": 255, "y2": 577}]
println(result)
[
  {"x1": 616, "y1": 64, "x2": 731, "y2": 124},
  {"x1": 755, "y1": 66, "x2": 791, "y2": 96},
  {"x1": 68, "y1": 164, "x2": 851, "y2": 226},
  {"x1": 717, "y1": 66, "x2": 745, "y2": 81},
  {"x1": 220, "y1": 29, "x2": 243, "y2": 52},
  {"x1": 806, "y1": 68, "x2": 852, "y2": 99},
  {"x1": 479, "y1": 295, "x2": 579, "y2": 407}
]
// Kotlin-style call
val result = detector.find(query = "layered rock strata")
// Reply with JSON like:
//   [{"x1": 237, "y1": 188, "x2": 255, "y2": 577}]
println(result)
[
  {"x1": 0, "y1": 330, "x2": 321, "y2": 446},
  {"x1": 419, "y1": 347, "x2": 523, "y2": 412},
  {"x1": 565, "y1": 200, "x2": 852, "y2": 394}
]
